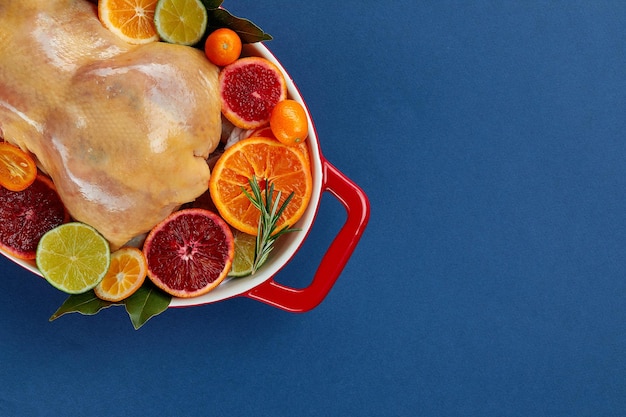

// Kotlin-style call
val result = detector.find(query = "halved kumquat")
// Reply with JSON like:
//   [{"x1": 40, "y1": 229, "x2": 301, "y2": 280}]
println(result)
[{"x1": 0, "y1": 142, "x2": 37, "y2": 191}]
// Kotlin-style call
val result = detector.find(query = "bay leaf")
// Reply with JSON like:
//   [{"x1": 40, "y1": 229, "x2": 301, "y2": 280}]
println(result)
[
  {"x1": 124, "y1": 282, "x2": 171, "y2": 330},
  {"x1": 201, "y1": 0, "x2": 223, "y2": 9},
  {"x1": 49, "y1": 291, "x2": 118, "y2": 321},
  {"x1": 206, "y1": 8, "x2": 272, "y2": 43}
]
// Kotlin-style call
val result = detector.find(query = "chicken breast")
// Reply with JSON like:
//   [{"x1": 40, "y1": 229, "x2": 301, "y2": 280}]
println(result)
[{"x1": 0, "y1": 0, "x2": 221, "y2": 249}]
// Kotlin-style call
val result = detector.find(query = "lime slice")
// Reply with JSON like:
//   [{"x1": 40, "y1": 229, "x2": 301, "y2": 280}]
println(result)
[
  {"x1": 228, "y1": 230, "x2": 259, "y2": 278},
  {"x1": 154, "y1": 0, "x2": 208, "y2": 46},
  {"x1": 36, "y1": 223, "x2": 111, "y2": 294}
]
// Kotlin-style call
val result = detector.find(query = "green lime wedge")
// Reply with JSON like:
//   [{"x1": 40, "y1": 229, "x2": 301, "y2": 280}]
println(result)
[
  {"x1": 228, "y1": 230, "x2": 260, "y2": 278},
  {"x1": 154, "y1": 0, "x2": 208, "y2": 46},
  {"x1": 36, "y1": 223, "x2": 111, "y2": 294}
]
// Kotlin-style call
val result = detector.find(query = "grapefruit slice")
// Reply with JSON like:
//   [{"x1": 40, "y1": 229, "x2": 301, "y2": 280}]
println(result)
[
  {"x1": 219, "y1": 57, "x2": 287, "y2": 129},
  {"x1": 0, "y1": 174, "x2": 69, "y2": 260},
  {"x1": 142, "y1": 208, "x2": 234, "y2": 298}
]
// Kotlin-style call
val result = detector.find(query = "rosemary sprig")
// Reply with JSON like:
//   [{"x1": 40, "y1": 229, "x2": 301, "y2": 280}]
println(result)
[{"x1": 241, "y1": 176, "x2": 300, "y2": 275}]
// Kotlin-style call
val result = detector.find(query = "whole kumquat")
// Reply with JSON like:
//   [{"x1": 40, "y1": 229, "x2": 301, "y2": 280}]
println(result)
[
  {"x1": 204, "y1": 28, "x2": 242, "y2": 66},
  {"x1": 269, "y1": 99, "x2": 309, "y2": 146}
]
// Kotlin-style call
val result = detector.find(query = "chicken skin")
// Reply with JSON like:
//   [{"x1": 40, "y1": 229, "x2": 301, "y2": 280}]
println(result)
[{"x1": 0, "y1": 0, "x2": 222, "y2": 248}]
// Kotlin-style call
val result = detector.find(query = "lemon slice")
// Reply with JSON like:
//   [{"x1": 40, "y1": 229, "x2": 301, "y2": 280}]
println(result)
[
  {"x1": 36, "y1": 223, "x2": 111, "y2": 294},
  {"x1": 228, "y1": 230, "x2": 258, "y2": 277},
  {"x1": 154, "y1": 0, "x2": 208, "y2": 46}
]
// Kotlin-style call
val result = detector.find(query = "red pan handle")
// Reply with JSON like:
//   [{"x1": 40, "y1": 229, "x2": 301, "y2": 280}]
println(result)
[{"x1": 244, "y1": 159, "x2": 370, "y2": 312}]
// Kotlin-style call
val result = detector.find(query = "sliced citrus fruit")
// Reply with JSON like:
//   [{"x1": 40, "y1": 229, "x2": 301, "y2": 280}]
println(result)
[
  {"x1": 228, "y1": 230, "x2": 258, "y2": 277},
  {"x1": 36, "y1": 223, "x2": 111, "y2": 294},
  {"x1": 219, "y1": 57, "x2": 287, "y2": 129},
  {"x1": 98, "y1": 0, "x2": 160, "y2": 45},
  {"x1": 143, "y1": 208, "x2": 234, "y2": 298},
  {"x1": 248, "y1": 126, "x2": 311, "y2": 173},
  {"x1": 209, "y1": 137, "x2": 313, "y2": 236},
  {"x1": 0, "y1": 174, "x2": 69, "y2": 260},
  {"x1": 154, "y1": 0, "x2": 208, "y2": 46},
  {"x1": 0, "y1": 142, "x2": 37, "y2": 191},
  {"x1": 204, "y1": 27, "x2": 242, "y2": 66},
  {"x1": 248, "y1": 126, "x2": 275, "y2": 138},
  {"x1": 94, "y1": 247, "x2": 147, "y2": 302},
  {"x1": 270, "y1": 99, "x2": 309, "y2": 146}
]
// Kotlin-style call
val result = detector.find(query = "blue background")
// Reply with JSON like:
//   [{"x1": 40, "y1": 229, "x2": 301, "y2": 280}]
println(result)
[{"x1": 2, "y1": 1, "x2": 626, "y2": 415}]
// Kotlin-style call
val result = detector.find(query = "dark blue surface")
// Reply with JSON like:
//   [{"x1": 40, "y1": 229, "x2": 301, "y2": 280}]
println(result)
[{"x1": 2, "y1": 1, "x2": 626, "y2": 415}]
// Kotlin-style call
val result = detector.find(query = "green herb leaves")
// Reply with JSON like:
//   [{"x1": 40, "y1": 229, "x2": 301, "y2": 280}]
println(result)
[
  {"x1": 201, "y1": 1, "x2": 272, "y2": 43},
  {"x1": 50, "y1": 281, "x2": 171, "y2": 330},
  {"x1": 123, "y1": 283, "x2": 172, "y2": 329},
  {"x1": 242, "y1": 176, "x2": 300, "y2": 275},
  {"x1": 200, "y1": 0, "x2": 223, "y2": 8},
  {"x1": 49, "y1": 291, "x2": 118, "y2": 320}
]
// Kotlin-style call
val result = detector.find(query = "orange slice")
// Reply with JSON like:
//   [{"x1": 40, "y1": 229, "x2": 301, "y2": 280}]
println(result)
[
  {"x1": 0, "y1": 142, "x2": 37, "y2": 191},
  {"x1": 98, "y1": 0, "x2": 159, "y2": 44},
  {"x1": 209, "y1": 137, "x2": 313, "y2": 235},
  {"x1": 248, "y1": 127, "x2": 311, "y2": 171},
  {"x1": 94, "y1": 247, "x2": 147, "y2": 302}
]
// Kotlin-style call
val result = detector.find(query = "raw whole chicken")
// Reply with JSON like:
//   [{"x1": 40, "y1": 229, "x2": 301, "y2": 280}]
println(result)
[{"x1": 0, "y1": 0, "x2": 222, "y2": 249}]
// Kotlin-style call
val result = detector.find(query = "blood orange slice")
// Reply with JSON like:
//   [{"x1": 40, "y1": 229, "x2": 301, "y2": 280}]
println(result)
[
  {"x1": 0, "y1": 174, "x2": 69, "y2": 260},
  {"x1": 142, "y1": 208, "x2": 234, "y2": 298},
  {"x1": 219, "y1": 57, "x2": 287, "y2": 129}
]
